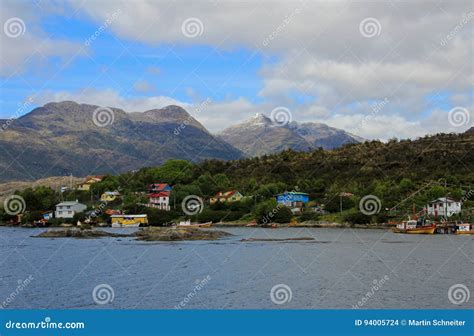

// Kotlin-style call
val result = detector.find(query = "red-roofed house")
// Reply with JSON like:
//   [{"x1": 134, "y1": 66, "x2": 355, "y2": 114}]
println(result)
[
  {"x1": 147, "y1": 183, "x2": 172, "y2": 210},
  {"x1": 210, "y1": 190, "x2": 243, "y2": 204},
  {"x1": 148, "y1": 191, "x2": 171, "y2": 210}
]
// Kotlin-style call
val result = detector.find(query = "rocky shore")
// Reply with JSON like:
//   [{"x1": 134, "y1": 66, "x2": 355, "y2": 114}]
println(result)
[{"x1": 33, "y1": 227, "x2": 233, "y2": 241}]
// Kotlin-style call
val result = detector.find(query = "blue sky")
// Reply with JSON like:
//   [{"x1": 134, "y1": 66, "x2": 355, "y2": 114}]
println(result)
[
  {"x1": 0, "y1": 0, "x2": 472, "y2": 139},
  {"x1": 1, "y1": 12, "x2": 265, "y2": 112}
]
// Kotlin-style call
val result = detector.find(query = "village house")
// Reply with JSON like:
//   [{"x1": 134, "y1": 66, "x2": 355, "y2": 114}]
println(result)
[
  {"x1": 100, "y1": 191, "x2": 121, "y2": 202},
  {"x1": 77, "y1": 175, "x2": 105, "y2": 191},
  {"x1": 276, "y1": 191, "x2": 310, "y2": 214},
  {"x1": 210, "y1": 190, "x2": 244, "y2": 204},
  {"x1": 147, "y1": 183, "x2": 172, "y2": 211},
  {"x1": 427, "y1": 197, "x2": 462, "y2": 218},
  {"x1": 55, "y1": 200, "x2": 87, "y2": 219}
]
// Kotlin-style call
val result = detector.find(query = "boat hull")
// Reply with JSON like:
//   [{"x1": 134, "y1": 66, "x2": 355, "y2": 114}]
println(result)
[
  {"x1": 177, "y1": 222, "x2": 212, "y2": 228},
  {"x1": 455, "y1": 230, "x2": 474, "y2": 235},
  {"x1": 111, "y1": 223, "x2": 140, "y2": 228},
  {"x1": 392, "y1": 226, "x2": 436, "y2": 234}
]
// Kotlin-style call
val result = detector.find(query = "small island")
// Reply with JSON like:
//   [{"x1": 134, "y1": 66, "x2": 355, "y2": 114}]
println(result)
[{"x1": 33, "y1": 227, "x2": 233, "y2": 241}]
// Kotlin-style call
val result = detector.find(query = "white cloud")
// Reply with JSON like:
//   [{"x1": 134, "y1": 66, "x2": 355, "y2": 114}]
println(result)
[
  {"x1": 0, "y1": 1, "x2": 86, "y2": 76},
  {"x1": 133, "y1": 80, "x2": 156, "y2": 94}
]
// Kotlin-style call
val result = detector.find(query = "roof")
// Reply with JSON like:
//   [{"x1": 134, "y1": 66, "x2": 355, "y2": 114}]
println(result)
[
  {"x1": 103, "y1": 191, "x2": 121, "y2": 195},
  {"x1": 56, "y1": 200, "x2": 85, "y2": 206},
  {"x1": 86, "y1": 175, "x2": 105, "y2": 181},
  {"x1": 148, "y1": 183, "x2": 171, "y2": 190},
  {"x1": 277, "y1": 192, "x2": 309, "y2": 196},
  {"x1": 429, "y1": 197, "x2": 459, "y2": 203},
  {"x1": 214, "y1": 190, "x2": 240, "y2": 198},
  {"x1": 148, "y1": 191, "x2": 170, "y2": 198}
]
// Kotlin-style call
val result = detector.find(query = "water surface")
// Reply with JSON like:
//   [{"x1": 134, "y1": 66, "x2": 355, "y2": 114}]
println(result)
[{"x1": 0, "y1": 227, "x2": 472, "y2": 309}]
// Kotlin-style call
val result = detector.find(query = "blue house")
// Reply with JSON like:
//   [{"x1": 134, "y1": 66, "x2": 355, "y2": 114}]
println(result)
[{"x1": 276, "y1": 192, "x2": 310, "y2": 214}]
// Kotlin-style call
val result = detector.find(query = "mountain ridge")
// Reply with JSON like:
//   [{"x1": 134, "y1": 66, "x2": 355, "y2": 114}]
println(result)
[
  {"x1": 0, "y1": 101, "x2": 243, "y2": 182},
  {"x1": 218, "y1": 113, "x2": 363, "y2": 156}
]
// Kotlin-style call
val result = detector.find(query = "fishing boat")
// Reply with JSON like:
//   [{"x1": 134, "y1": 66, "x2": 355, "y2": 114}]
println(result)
[
  {"x1": 177, "y1": 220, "x2": 212, "y2": 228},
  {"x1": 455, "y1": 223, "x2": 474, "y2": 235},
  {"x1": 111, "y1": 214, "x2": 148, "y2": 228},
  {"x1": 392, "y1": 219, "x2": 436, "y2": 234}
]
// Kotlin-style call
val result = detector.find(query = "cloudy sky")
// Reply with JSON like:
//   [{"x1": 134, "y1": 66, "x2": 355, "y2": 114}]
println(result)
[{"x1": 1, "y1": 0, "x2": 472, "y2": 140}]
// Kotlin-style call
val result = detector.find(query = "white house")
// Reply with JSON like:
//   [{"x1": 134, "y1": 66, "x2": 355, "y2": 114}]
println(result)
[
  {"x1": 55, "y1": 200, "x2": 87, "y2": 219},
  {"x1": 147, "y1": 191, "x2": 171, "y2": 211},
  {"x1": 427, "y1": 197, "x2": 462, "y2": 218}
]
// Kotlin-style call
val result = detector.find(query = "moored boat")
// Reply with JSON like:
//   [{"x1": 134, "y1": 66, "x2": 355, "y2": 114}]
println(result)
[
  {"x1": 454, "y1": 223, "x2": 474, "y2": 235},
  {"x1": 246, "y1": 220, "x2": 257, "y2": 227},
  {"x1": 392, "y1": 219, "x2": 436, "y2": 234},
  {"x1": 110, "y1": 214, "x2": 148, "y2": 228},
  {"x1": 177, "y1": 220, "x2": 212, "y2": 228}
]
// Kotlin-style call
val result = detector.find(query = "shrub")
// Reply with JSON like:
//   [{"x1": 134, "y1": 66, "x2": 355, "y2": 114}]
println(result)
[
  {"x1": 298, "y1": 212, "x2": 320, "y2": 222},
  {"x1": 342, "y1": 210, "x2": 371, "y2": 224},
  {"x1": 255, "y1": 199, "x2": 292, "y2": 224}
]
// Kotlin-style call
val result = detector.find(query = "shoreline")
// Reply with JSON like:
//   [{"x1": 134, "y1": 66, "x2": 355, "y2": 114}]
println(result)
[{"x1": 0, "y1": 221, "x2": 393, "y2": 229}]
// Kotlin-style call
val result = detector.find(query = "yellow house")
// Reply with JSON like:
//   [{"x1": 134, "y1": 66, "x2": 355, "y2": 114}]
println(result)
[
  {"x1": 110, "y1": 214, "x2": 148, "y2": 227},
  {"x1": 100, "y1": 191, "x2": 121, "y2": 202},
  {"x1": 77, "y1": 175, "x2": 105, "y2": 191},
  {"x1": 210, "y1": 191, "x2": 243, "y2": 204}
]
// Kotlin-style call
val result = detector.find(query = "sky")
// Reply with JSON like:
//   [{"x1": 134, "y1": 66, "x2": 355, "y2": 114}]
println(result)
[{"x1": 0, "y1": 0, "x2": 472, "y2": 140}]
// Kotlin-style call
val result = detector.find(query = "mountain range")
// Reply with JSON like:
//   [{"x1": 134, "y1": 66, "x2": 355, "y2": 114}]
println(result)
[
  {"x1": 218, "y1": 113, "x2": 363, "y2": 156},
  {"x1": 0, "y1": 101, "x2": 362, "y2": 181}
]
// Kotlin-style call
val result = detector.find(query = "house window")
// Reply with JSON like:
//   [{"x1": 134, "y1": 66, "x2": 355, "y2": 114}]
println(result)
[{"x1": 68, "y1": 211, "x2": 72, "y2": 214}]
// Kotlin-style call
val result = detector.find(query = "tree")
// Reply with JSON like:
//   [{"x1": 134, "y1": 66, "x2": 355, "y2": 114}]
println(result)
[
  {"x1": 273, "y1": 206, "x2": 292, "y2": 223},
  {"x1": 254, "y1": 199, "x2": 293, "y2": 224}
]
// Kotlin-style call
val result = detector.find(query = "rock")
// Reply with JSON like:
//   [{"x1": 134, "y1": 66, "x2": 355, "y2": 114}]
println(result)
[
  {"x1": 240, "y1": 237, "x2": 315, "y2": 242},
  {"x1": 135, "y1": 227, "x2": 232, "y2": 241},
  {"x1": 33, "y1": 229, "x2": 131, "y2": 239},
  {"x1": 33, "y1": 227, "x2": 232, "y2": 241}
]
